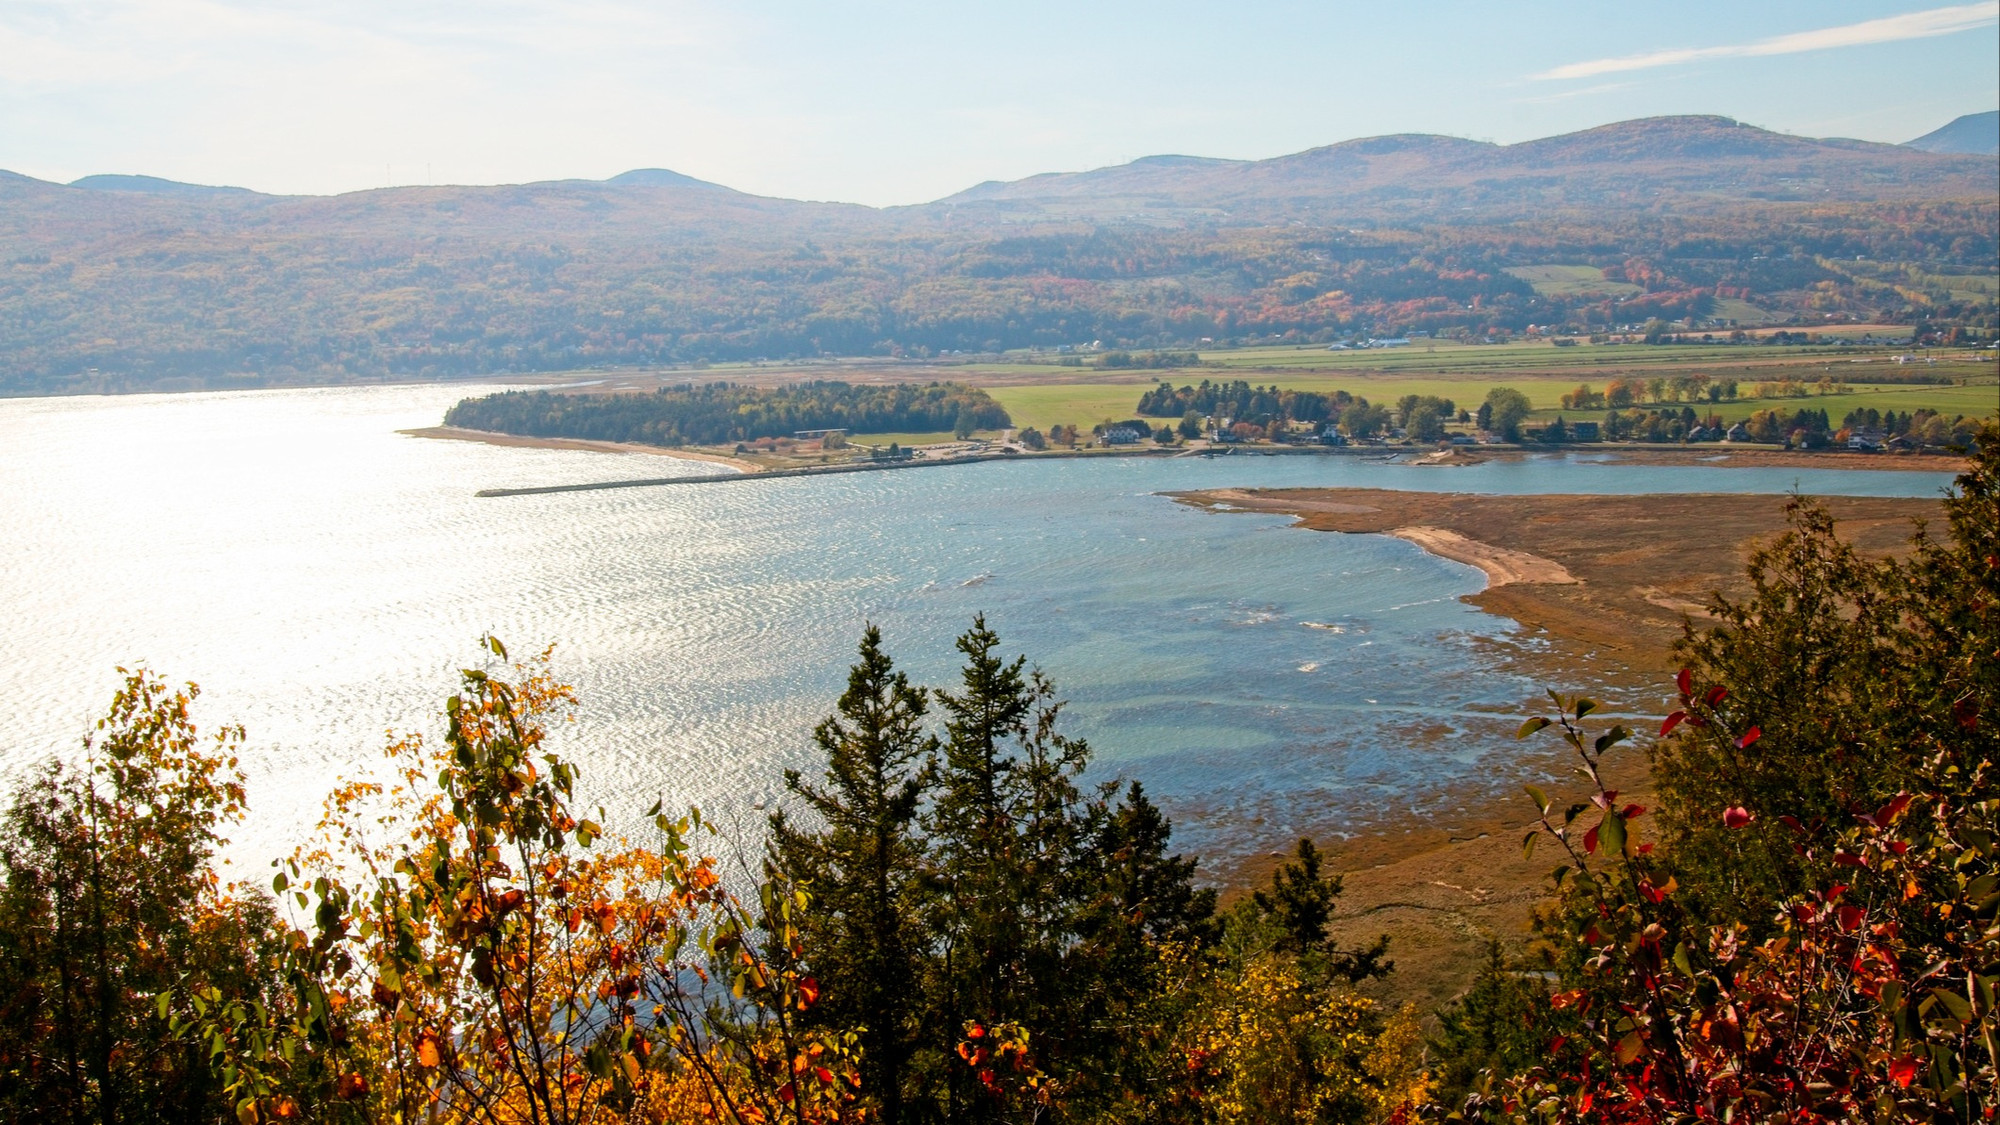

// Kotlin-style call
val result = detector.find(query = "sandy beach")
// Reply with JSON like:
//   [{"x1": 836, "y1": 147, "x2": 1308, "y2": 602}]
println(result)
[
  {"x1": 1383, "y1": 526, "x2": 1578, "y2": 586},
  {"x1": 401, "y1": 426, "x2": 762, "y2": 472}
]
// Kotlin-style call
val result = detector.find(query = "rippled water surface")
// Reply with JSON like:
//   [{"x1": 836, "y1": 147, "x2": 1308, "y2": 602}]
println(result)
[{"x1": 0, "y1": 385, "x2": 1955, "y2": 868}]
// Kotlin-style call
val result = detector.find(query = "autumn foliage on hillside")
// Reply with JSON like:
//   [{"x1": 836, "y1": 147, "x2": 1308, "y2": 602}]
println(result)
[{"x1": 3, "y1": 189, "x2": 1993, "y2": 394}]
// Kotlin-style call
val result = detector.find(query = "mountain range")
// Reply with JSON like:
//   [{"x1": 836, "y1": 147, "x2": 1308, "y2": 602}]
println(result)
[
  {"x1": 34, "y1": 113, "x2": 1998, "y2": 221},
  {"x1": 2, "y1": 114, "x2": 1994, "y2": 394},
  {"x1": 934, "y1": 114, "x2": 1998, "y2": 222}
]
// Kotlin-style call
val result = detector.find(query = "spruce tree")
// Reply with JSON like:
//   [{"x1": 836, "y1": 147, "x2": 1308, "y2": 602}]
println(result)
[
  {"x1": 1250, "y1": 837, "x2": 1391, "y2": 983},
  {"x1": 923, "y1": 616, "x2": 1097, "y2": 1120},
  {"x1": 1062, "y1": 781, "x2": 1220, "y2": 1112},
  {"x1": 778, "y1": 618, "x2": 1222, "y2": 1121},
  {"x1": 769, "y1": 626, "x2": 936, "y2": 1124}
]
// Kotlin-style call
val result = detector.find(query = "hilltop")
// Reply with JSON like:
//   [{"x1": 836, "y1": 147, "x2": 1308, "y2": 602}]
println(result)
[{"x1": 1905, "y1": 110, "x2": 2000, "y2": 156}]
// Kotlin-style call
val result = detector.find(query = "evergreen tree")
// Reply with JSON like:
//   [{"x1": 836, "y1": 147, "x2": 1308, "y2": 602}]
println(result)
[
  {"x1": 777, "y1": 618, "x2": 1221, "y2": 1122},
  {"x1": 1086, "y1": 782, "x2": 1218, "y2": 951},
  {"x1": 1428, "y1": 943, "x2": 1552, "y2": 1105},
  {"x1": 1061, "y1": 782, "x2": 1221, "y2": 1111},
  {"x1": 769, "y1": 626, "x2": 937, "y2": 1124},
  {"x1": 922, "y1": 616, "x2": 1093, "y2": 1120},
  {"x1": 1249, "y1": 837, "x2": 1391, "y2": 984}
]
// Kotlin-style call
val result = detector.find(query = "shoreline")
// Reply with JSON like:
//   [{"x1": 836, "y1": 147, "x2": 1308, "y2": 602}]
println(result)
[
  {"x1": 400, "y1": 426, "x2": 765, "y2": 472},
  {"x1": 1182, "y1": 486, "x2": 1944, "y2": 1012},
  {"x1": 469, "y1": 450, "x2": 1133, "y2": 497},
  {"x1": 463, "y1": 444, "x2": 1195, "y2": 498},
  {"x1": 422, "y1": 422, "x2": 1968, "y2": 496},
  {"x1": 1193, "y1": 489, "x2": 1581, "y2": 588},
  {"x1": 1504, "y1": 445, "x2": 1969, "y2": 473},
  {"x1": 1387, "y1": 526, "x2": 1580, "y2": 586},
  {"x1": 416, "y1": 424, "x2": 1973, "y2": 497}
]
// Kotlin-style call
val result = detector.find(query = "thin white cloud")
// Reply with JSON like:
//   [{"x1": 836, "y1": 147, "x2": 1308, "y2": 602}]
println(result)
[
  {"x1": 1535, "y1": 2, "x2": 1999, "y2": 81},
  {"x1": 1514, "y1": 81, "x2": 1637, "y2": 105}
]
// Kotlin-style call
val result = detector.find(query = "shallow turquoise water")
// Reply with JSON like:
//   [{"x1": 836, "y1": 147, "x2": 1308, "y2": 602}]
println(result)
[{"x1": 0, "y1": 384, "x2": 1956, "y2": 869}]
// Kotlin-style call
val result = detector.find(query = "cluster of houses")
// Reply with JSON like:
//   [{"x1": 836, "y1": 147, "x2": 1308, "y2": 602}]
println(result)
[
  {"x1": 1682, "y1": 423, "x2": 1753, "y2": 443},
  {"x1": 1840, "y1": 427, "x2": 1928, "y2": 453},
  {"x1": 1085, "y1": 413, "x2": 1942, "y2": 453}
]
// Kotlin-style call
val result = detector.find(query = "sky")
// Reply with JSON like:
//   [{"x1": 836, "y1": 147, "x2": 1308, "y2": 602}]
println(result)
[{"x1": 3, "y1": 0, "x2": 1996, "y2": 205}]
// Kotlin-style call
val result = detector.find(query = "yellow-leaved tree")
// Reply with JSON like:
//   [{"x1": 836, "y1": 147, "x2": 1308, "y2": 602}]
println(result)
[{"x1": 186, "y1": 639, "x2": 864, "y2": 1125}]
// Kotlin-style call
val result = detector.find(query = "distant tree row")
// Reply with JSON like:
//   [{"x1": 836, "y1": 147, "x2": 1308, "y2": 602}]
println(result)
[
  {"x1": 1559, "y1": 376, "x2": 1741, "y2": 410},
  {"x1": 1136, "y1": 380, "x2": 1347, "y2": 426},
  {"x1": 1091, "y1": 350, "x2": 1202, "y2": 370},
  {"x1": 443, "y1": 382, "x2": 1012, "y2": 446}
]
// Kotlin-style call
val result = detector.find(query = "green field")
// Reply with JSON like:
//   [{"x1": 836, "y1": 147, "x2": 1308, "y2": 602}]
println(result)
[
  {"x1": 988, "y1": 375, "x2": 1577, "y2": 431},
  {"x1": 1032, "y1": 337, "x2": 1954, "y2": 377},
  {"x1": 1708, "y1": 296, "x2": 1781, "y2": 324},
  {"x1": 693, "y1": 339, "x2": 1997, "y2": 439},
  {"x1": 990, "y1": 374, "x2": 1998, "y2": 433},
  {"x1": 708, "y1": 335, "x2": 1983, "y2": 383},
  {"x1": 807, "y1": 371, "x2": 1995, "y2": 448},
  {"x1": 1503, "y1": 264, "x2": 1641, "y2": 298},
  {"x1": 1637, "y1": 381, "x2": 2000, "y2": 426}
]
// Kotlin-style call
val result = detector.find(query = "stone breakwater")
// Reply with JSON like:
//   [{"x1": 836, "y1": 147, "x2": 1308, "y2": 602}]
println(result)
[{"x1": 473, "y1": 448, "x2": 1181, "y2": 497}]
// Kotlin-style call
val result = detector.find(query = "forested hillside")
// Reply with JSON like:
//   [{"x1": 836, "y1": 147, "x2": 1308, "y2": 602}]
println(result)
[{"x1": 1, "y1": 116, "x2": 1994, "y2": 395}]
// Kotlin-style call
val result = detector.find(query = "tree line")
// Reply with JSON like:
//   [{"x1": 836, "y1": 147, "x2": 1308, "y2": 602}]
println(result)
[
  {"x1": 443, "y1": 382, "x2": 1013, "y2": 447},
  {"x1": 1136, "y1": 381, "x2": 1349, "y2": 428}
]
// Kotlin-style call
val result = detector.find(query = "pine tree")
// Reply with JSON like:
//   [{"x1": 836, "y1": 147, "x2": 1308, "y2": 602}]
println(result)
[
  {"x1": 769, "y1": 626, "x2": 936, "y2": 1124},
  {"x1": 920, "y1": 617, "x2": 1124, "y2": 1120},
  {"x1": 1087, "y1": 782, "x2": 1218, "y2": 951}
]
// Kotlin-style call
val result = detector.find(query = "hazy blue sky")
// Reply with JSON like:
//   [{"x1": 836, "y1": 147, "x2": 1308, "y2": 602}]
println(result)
[{"x1": 4, "y1": 0, "x2": 1995, "y2": 204}]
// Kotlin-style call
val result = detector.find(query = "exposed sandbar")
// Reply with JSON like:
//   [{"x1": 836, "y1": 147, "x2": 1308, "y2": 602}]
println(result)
[
  {"x1": 1186, "y1": 485, "x2": 1945, "y2": 1012},
  {"x1": 1174, "y1": 486, "x2": 1942, "y2": 674}
]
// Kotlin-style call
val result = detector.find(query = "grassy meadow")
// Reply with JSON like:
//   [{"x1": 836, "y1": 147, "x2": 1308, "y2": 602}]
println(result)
[
  {"x1": 661, "y1": 337, "x2": 1996, "y2": 447},
  {"x1": 979, "y1": 350, "x2": 1996, "y2": 434},
  {"x1": 1502, "y1": 264, "x2": 1643, "y2": 298}
]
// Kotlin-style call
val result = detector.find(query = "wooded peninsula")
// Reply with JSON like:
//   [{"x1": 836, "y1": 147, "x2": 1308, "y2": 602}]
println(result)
[{"x1": 443, "y1": 382, "x2": 1013, "y2": 446}]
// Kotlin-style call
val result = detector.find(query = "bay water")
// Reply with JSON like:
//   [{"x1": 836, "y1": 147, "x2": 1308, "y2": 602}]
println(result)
[{"x1": 0, "y1": 384, "x2": 1955, "y2": 872}]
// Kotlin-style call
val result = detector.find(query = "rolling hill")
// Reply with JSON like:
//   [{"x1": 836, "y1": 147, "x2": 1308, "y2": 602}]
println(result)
[
  {"x1": 933, "y1": 116, "x2": 1997, "y2": 221},
  {"x1": 1, "y1": 115, "x2": 1993, "y2": 394},
  {"x1": 1905, "y1": 110, "x2": 2000, "y2": 156}
]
